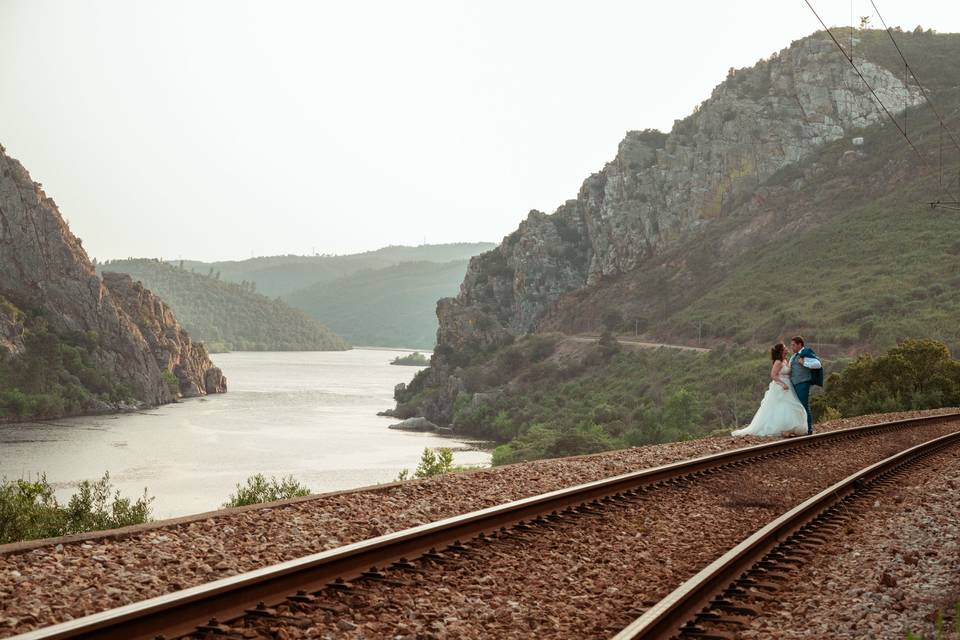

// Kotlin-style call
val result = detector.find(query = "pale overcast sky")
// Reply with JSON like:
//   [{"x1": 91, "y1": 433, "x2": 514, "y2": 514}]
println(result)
[{"x1": 2, "y1": 1, "x2": 959, "y2": 261}]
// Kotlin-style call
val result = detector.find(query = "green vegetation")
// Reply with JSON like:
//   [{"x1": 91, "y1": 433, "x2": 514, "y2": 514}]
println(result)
[
  {"x1": 814, "y1": 339, "x2": 960, "y2": 419},
  {"x1": 406, "y1": 334, "x2": 782, "y2": 464},
  {"x1": 285, "y1": 260, "x2": 472, "y2": 348},
  {"x1": 905, "y1": 602, "x2": 960, "y2": 639},
  {"x1": 659, "y1": 29, "x2": 960, "y2": 350},
  {"x1": 415, "y1": 335, "x2": 960, "y2": 465},
  {"x1": 0, "y1": 296, "x2": 134, "y2": 421},
  {"x1": 0, "y1": 472, "x2": 152, "y2": 544},
  {"x1": 180, "y1": 243, "x2": 495, "y2": 298},
  {"x1": 391, "y1": 351, "x2": 429, "y2": 366},
  {"x1": 223, "y1": 474, "x2": 312, "y2": 507},
  {"x1": 99, "y1": 260, "x2": 349, "y2": 352},
  {"x1": 396, "y1": 447, "x2": 457, "y2": 480}
]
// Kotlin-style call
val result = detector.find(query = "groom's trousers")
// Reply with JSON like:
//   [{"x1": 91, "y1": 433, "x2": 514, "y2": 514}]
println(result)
[{"x1": 794, "y1": 382, "x2": 813, "y2": 434}]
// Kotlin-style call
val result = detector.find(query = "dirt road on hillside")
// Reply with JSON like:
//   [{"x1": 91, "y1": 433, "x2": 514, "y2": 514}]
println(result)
[{"x1": 570, "y1": 334, "x2": 711, "y2": 353}]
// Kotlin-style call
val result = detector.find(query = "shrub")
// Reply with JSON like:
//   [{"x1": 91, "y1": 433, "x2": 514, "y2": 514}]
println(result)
[
  {"x1": 161, "y1": 370, "x2": 180, "y2": 396},
  {"x1": 223, "y1": 474, "x2": 312, "y2": 507},
  {"x1": 391, "y1": 352, "x2": 429, "y2": 366},
  {"x1": 820, "y1": 339, "x2": 960, "y2": 417},
  {"x1": 396, "y1": 447, "x2": 457, "y2": 480},
  {"x1": 0, "y1": 472, "x2": 153, "y2": 544}
]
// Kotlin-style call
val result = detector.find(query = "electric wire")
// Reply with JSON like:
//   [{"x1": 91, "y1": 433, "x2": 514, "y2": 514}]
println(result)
[{"x1": 803, "y1": 0, "x2": 960, "y2": 204}]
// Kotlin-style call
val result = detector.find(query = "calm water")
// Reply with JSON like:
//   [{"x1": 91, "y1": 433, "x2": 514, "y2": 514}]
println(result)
[{"x1": 0, "y1": 349, "x2": 490, "y2": 518}]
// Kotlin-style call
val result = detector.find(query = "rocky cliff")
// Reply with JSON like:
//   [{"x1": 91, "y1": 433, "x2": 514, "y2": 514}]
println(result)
[
  {"x1": 102, "y1": 273, "x2": 226, "y2": 397},
  {"x1": 417, "y1": 30, "x2": 933, "y2": 425},
  {"x1": 438, "y1": 33, "x2": 923, "y2": 354},
  {"x1": 0, "y1": 144, "x2": 224, "y2": 411}
]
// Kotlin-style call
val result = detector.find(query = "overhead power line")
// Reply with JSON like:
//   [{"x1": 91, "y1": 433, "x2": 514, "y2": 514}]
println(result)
[
  {"x1": 867, "y1": 0, "x2": 960, "y2": 210},
  {"x1": 803, "y1": 0, "x2": 960, "y2": 205},
  {"x1": 869, "y1": 0, "x2": 960, "y2": 153}
]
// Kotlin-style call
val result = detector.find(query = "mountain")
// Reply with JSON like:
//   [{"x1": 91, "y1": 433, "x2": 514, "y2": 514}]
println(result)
[
  {"x1": 284, "y1": 260, "x2": 471, "y2": 348},
  {"x1": 177, "y1": 243, "x2": 495, "y2": 297},
  {"x1": 396, "y1": 29, "x2": 960, "y2": 440},
  {"x1": 99, "y1": 259, "x2": 349, "y2": 352},
  {"x1": 0, "y1": 146, "x2": 224, "y2": 421}
]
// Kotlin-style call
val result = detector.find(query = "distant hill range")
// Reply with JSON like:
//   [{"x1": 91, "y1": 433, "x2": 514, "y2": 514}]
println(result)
[
  {"x1": 105, "y1": 243, "x2": 494, "y2": 350},
  {"x1": 285, "y1": 260, "x2": 473, "y2": 349},
  {"x1": 98, "y1": 259, "x2": 349, "y2": 352},
  {"x1": 178, "y1": 243, "x2": 495, "y2": 297}
]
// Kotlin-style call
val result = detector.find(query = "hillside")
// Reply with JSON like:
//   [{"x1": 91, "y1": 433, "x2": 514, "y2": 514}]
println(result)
[
  {"x1": 284, "y1": 260, "x2": 471, "y2": 348},
  {"x1": 179, "y1": 243, "x2": 495, "y2": 297},
  {"x1": 99, "y1": 259, "x2": 349, "y2": 352},
  {"x1": 0, "y1": 146, "x2": 224, "y2": 421},
  {"x1": 539, "y1": 29, "x2": 960, "y2": 352},
  {"x1": 394, "y1": 28, "x2": 960, "y2": 455}
]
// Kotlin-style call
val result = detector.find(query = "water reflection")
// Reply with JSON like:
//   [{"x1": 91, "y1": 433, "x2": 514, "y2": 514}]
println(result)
[{"x1": 0, "y1": 349, "x2": 490, "y2": 518}]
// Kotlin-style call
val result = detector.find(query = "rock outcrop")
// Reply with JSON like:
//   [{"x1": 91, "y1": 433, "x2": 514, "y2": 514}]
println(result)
[
  {"x1": 436, "y1": 33, "x2": 923, "y2": 356},
  {"x1": 0, "y1": 144, "x2": 225, "y2": 409},
  {"x1": 388, "y1": 416, "x2": 440, "y2": 432},
  {"x1": 435, "y1": 33, "x2": 925, "y2": 355},
  {"x1": 102, "y1": 272, "x2": 226, "y2": 397}
]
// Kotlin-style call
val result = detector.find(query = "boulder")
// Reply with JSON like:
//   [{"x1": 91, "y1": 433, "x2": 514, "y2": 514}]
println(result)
[{"x1": 388, "y1": 417, "x2": 440, "y2": 432}]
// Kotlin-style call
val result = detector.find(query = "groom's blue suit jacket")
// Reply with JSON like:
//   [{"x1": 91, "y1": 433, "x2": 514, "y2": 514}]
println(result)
[{"x1": 795, "y1": 347, "x2": 824, "y2": 387}]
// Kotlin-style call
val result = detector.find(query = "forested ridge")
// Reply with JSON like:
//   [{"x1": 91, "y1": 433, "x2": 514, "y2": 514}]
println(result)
[
  {"x1": 179, "y1": 243, "x2": 495, "y2": 297},
  {"x1": 100, "y1": 259, "x2": 349, "y2": 352},
  {"x1": 284, "y1": 260, "x2": 473, "y2": 348}
]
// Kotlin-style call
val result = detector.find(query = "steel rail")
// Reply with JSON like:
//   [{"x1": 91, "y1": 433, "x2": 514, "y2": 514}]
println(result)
[
  {"x1": 12, "y1": 411, "x2": 960, "y2": 640},
  {"x1": 611, "y1": 427, "x2": 960, "y2": 640}
]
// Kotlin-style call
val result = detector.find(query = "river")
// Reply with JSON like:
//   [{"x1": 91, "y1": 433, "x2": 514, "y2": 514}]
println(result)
[{"x1": 0, "y1": 349, "x2": 490, "y2": 519}]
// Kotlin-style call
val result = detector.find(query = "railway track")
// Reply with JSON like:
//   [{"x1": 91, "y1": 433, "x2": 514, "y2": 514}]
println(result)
[
  {"x1": 11, "y1": 412, "x2": 960, "y2": 640},
  {"x1": 615, "y1": 427, "x2": 960, "y2": 640}
]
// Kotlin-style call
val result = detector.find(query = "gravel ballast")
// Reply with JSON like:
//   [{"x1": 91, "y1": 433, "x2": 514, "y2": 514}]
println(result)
[
  {"x1": 738, "y1": 443, "x2": 960, "y2": 639},
  {"x1": 0, "y1": 408, "x2": 957, "y2": 637},
  {"x1": 185, "y1": 420, "x2": 960, "y2": 639}
]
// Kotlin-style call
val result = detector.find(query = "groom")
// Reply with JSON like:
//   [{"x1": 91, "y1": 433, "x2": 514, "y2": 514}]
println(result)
[{"x1": 789, "y1": 336, "x2": 823, "y2": 435}]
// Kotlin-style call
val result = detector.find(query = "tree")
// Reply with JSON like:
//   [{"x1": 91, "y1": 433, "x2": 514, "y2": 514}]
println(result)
[
  {"x1": 816, "y1": 339, "x2": 960, "y2": 418},
  {"x1": 601, "y1": 310, "x2": 624, "y2": 333}
]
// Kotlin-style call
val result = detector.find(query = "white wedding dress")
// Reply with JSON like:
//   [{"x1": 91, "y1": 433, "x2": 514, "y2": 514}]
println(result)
[{"x1": 732, "y1": 361, "x2": 808, "y2": 437}]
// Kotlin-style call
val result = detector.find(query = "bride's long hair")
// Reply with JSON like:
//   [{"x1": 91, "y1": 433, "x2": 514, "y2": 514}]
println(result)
[{"x1": 770, "y1": 342, "x2": 787, "y2": 362}]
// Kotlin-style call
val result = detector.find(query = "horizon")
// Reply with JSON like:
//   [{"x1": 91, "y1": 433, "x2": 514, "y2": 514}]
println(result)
[
  {"x1": 3, "y1": 1, "x2": 960, "y2": 262},
  {"x1": 96, "y1": 240, "x2": 499, "y2": 265}
]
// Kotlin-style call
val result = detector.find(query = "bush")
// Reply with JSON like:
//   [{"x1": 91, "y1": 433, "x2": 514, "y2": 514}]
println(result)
[
  {"x1": 391, "y1": 352, "x2": 429, "y2": 366},
  {"x1": 0, "y1": 472, "x2": 153, "y2": 544},
  {"x1": 820, "y1": 339, "x2": 960, "y2": 417},
  {"x1": 223, "y1": 474, "x2": 312, "y2": 507},
  {"x1": 161, "y1": 370, "x2": 179, "y2": 396},
  {"x1": 396, "y1": 447, "x2": 456, "y2": 480}
]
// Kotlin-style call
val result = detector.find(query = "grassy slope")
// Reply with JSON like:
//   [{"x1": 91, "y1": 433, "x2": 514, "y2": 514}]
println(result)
[
  {"x1": 674, "y1": 176, "x2": 960, "y2": 349},
  {"x1": 100, "y1": 260, "x2": 349, "y2": 352},
  {"x1": 285, "y1": 260, "x2": 470, "y2": 348},
  {"x1": 669, "y1": 30, "x2": 960, "y2": 350}
]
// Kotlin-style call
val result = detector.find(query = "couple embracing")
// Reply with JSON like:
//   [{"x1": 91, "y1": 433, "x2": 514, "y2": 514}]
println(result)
[{"x1": 732, "y1": 336, "x2": 823, "y2": 438}]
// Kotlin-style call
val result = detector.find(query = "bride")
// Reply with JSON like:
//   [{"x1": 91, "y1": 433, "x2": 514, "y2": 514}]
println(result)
[{"x1": 732, "y1": 343, "x2": 808, "y2": 437}]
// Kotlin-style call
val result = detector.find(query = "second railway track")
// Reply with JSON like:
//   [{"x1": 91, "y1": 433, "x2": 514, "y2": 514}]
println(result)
[{"x1": 10, "y1": 411, "x2": 960, "y2": 640}]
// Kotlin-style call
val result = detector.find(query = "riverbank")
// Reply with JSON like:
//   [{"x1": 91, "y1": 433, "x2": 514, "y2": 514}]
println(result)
[{"x1": 0, "y1": 350, "x2": 490, "y2": 518}]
